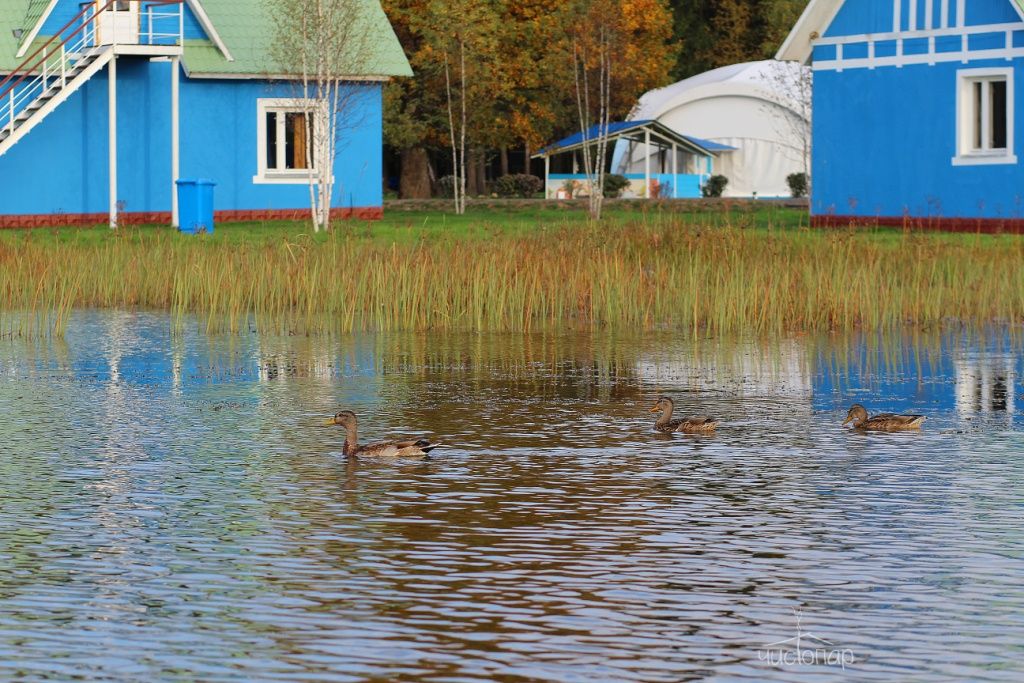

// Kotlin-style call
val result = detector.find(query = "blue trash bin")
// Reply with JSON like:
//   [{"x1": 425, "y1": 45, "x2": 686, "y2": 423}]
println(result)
[{"x1": 176, "y1": 179, "x2": 216, "y2": 234}]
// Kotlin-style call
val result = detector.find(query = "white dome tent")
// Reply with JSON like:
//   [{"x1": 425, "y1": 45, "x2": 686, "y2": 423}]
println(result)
[{"x1": 613, "y1": 60, "x2": 811, "y2": 198}]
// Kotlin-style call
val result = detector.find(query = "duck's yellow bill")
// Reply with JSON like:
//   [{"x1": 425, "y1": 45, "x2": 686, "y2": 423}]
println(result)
[
  {"x1": 323, "y1": 418, "x2": 337, "y2": 426},
  {"x1": 649, "y1": 405, "x2": 660, "y2": 413}
]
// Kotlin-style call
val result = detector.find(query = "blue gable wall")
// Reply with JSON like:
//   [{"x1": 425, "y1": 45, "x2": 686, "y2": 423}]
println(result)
[
  {"x1": 810, "y1": 0, "x2": 1024, "y2": 223},
  {"x1": 0, "y1": 58, "x2": 383, "y2": 217},
  {"x1": 825, "y1": 0, "x2": 1022, "y2": 37},
  {"x1": 825, "y1": 0, "x2": 893, "y2": 36},
  {"x1": 965, "y1": 0, "x2": 1022, "y2": 25}
]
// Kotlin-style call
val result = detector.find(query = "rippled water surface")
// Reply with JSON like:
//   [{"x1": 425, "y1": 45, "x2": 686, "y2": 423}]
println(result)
[{"x1": 2, "y1": 312, "x2": 1023, "y2": 681}]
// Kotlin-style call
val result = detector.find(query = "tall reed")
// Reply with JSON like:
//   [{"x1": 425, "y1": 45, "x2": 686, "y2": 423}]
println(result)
[{"x1": 2, "y1": 219, "x2": 1023, "y2": 337}]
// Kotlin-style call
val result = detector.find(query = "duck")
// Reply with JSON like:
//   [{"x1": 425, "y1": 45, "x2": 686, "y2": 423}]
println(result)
[
  {"x1": 324, "y1": 410, "x2": 441, "y2": 457},
  {"x1": 650, "y1": 396, "x2": 718, "y2": 433},
  {"x1": 842, "y1": 404, "x2": 925, "y2": 431}
]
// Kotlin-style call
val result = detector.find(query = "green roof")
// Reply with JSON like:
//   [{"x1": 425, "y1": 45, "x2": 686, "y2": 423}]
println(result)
[
  {"x1": 1, "y1": 0, "x2": 412, "y2": 78},
  {"x1": 187, "y1": 0, "x2": 411, "y2": 78},
  {"x1": 0, "y1": 1, "x2": 31, "y2": 71}
]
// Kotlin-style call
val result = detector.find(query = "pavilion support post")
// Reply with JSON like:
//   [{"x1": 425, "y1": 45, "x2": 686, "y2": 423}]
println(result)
[
  {"x1": 644, "y1": 128, "x2": 651, "y2": 199},
  {"x1": 671, "y1": 142, "x2": 678, "y2": 199},
  {"x1": 544, "y1": 155, "x2": 550, "y2": 199},
  {"x1": 170, "y1": 55, "x2": 180, "y2": 228},
  {"x1": 108, "y1": 54, "x2": 117, "y2": 229}
]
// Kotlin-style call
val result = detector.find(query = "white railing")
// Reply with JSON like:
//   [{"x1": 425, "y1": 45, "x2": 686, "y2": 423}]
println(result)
[
  {"x1": 2, "y1": 23, "x2": 101, "y2": 135},
  {"x1": 1, "y1": 1, "x2": 184, "y2": 137},
  {"x1": 143, "y1": 1, "x2": 186, "y2": 46}
]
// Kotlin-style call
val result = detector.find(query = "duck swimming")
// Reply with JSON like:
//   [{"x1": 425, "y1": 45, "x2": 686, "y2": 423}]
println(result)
[
  {"x1": 842, "y1": 404, "x2": 925, "y2": 431},
  {"x1": 650, "y1": 396, "x2": 718, "y2": 433},
  {"x1": 324, "y1": 410, "x2": 441, "y2": 457}
]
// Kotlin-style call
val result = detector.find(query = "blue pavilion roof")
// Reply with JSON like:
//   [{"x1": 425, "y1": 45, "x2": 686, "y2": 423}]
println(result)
[{"x1": 535, "y1": 120, "x2": 736, "y2": 157}]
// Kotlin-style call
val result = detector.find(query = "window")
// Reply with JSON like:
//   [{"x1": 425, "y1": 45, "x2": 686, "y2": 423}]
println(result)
[
  {"x1": 954, "y1": 68, "x2": 1016, "y2": 166},
  {"x1": 255, "y1": 99, "x2": 323, "y2": 184}
]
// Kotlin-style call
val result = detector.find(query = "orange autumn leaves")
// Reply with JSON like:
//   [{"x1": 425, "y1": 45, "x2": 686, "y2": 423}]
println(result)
[{"x1": 381, "y1": 0, "x2": 677, "y2": 155}]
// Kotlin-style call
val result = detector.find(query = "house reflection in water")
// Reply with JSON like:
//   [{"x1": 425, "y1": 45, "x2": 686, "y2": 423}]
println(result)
[{"x1": 956, "y1": 355, "x2": 1016, "y2": 415}]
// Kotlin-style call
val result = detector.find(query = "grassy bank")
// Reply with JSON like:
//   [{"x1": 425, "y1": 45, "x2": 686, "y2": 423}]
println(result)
[{"x1": 1, "y1": 204, "x2": 1022, "y2": 337}]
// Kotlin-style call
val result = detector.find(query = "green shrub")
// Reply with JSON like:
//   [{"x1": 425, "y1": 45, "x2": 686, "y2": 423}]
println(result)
[
  {"x1": 493, "y1": 174, "x2": 543, "y2": 198},
  {"x1": 437, "y1": 175, "x2": 458, "y2": 199},
  {"x1": 787, "y1": 172, "x2": 809, "y2": 198},
  {"x1": 701, "y1": 175, "x2": 728, "y2": 198},
  {"x1": 603, "y1": 174, "x2": 631, "y2": 198}
]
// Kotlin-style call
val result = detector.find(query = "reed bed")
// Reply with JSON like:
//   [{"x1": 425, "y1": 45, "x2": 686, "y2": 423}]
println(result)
[{"x1": 1, "y1": 219, "x2": 1023, "y2": 337}]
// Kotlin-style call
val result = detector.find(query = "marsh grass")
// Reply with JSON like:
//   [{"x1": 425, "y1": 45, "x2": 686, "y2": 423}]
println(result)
[{"x1": 2, "y1": 216, "x2": 1023, "y2": 337}]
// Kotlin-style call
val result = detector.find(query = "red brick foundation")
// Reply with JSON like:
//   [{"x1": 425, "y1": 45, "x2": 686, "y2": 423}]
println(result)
[
  {"x1": 812, "y1": 214, "x2": 1024, "y2": 234},
  {"x1": 0, "y1": 207, "x2": 384, "y2": 229}
]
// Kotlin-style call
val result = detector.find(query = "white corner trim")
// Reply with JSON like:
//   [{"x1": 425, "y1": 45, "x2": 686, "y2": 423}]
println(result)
[
  {"x1": 776, "y1": 0, "x2": 846, "y2": 63},
  {"x1": 14, "y1": 0, "x2": 60, "y2": 58},
  {"x1": 186, "y1": 0, "x2": 234, "y2": 62}
]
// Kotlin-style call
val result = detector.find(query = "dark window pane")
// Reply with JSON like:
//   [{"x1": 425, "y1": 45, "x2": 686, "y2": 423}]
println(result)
[
  {"x1": 266, "y1": 112, "x2": 278, "y2": 169},
  {"x1": 974, "y1": 81, "x2": 983, "y2": 150},
  {"x1": 284, "y1": 113, "x2": 295, "y2": 169},
  {"x1": 990, "y1": 80, "x2": 1007, "y2": 149}
]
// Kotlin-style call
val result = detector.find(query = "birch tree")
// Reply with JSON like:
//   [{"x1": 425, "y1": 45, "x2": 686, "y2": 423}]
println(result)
[
  {"x1": 759, "y1": 59, "x2": 812, "y2": 179},
  {"x1": 423, "y1": 0, "x2": 500, "y2": 215},
  {"x1": 265, "y1": 0, "x2": 377, "y2": 232},
  {"x1": 572, "y1": 13, "x2": 613, "y2": 221}
]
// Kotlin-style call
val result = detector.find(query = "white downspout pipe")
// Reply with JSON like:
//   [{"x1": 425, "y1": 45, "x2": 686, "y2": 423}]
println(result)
[
  {"x1": 171, "y1": 55, "x2": 180, "y2": 227},
  {"x1": 108, "y1": 53, "x2": 117, "y2": 229}
]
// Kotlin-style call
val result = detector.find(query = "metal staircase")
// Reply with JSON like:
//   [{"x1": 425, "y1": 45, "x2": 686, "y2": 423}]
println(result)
[
  {"x1": 0, "y1": 47, "x2": 113, "y2": 157},
  {"x1": 0, "y1": 0, "x2": 183, "y2": 159}
]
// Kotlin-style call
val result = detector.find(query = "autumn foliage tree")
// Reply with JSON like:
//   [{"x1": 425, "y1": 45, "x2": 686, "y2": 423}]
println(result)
[
  {"x1": 566, "y1": 0, "x2": 676, "y2": 219},
  {"x1": 382, "y1": 0, "x2": 677, "y2": 200}
]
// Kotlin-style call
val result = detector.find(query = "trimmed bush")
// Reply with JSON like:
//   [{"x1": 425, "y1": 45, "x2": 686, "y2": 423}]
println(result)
[
  {"x1": 787, "y1": 172, "x2": 809, "y2": 198},
  {"x1": 493, "y1": 174, "x2": 543, "y2": 198},
  {"x1": 701, "y1": 175, "x2": 728, "y2": 198},
  {"x1": 603, "y1": 174, "x2": 630, "y2": 198}
]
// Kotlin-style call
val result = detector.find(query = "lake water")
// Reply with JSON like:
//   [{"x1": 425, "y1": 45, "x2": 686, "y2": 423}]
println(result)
[{"x1": 1, "y1": 312, "x2": 1022, "y2": 681}]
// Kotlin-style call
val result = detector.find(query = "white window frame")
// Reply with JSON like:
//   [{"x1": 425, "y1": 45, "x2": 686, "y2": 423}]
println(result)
[
  {"x1": 953, "y1": 67, "x2": 1016, "y2": 166},
  {"x1": 254, "y1": 98, "x2": 326, "y2": 184}
]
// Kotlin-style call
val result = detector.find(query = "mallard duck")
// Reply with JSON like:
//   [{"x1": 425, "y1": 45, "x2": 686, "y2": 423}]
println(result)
[
  {"x1": 842, "y1": 404, "x2": 925, "y2": 431},
  {"x1": 324, "y1": 410, "x2": 441, "y2": 457},
  {"x1": 650, "y1": 396, "x2": 718, "y2": 433}
]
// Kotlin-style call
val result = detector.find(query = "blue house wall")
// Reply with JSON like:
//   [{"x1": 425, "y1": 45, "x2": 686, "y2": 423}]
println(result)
[
  {"x1": 807, "y1": 0, "x2": 1024, "y2": 226},
  {"x1": 0, "y1": 57, "x2": 383, "y2": 219}
]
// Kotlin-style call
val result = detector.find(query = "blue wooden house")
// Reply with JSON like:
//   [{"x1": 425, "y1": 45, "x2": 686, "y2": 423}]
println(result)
[
  {"x1": 779, "y1": 0, "x2": 1024, "y2": 230},
  {"x1": 0, "y1": 0, "x2": 411, "y2": 228}
]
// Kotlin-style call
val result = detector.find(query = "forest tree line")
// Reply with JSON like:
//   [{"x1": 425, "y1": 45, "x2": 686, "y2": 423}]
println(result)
[{"x1": 381, "y1": 0, "x2": 808, "y2": 198}]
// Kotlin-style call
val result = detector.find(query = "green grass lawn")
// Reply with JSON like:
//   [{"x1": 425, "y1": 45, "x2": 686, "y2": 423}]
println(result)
[
  {"x1": 4, "y1": 199, "x2": 1021, "y2": 249},
  {"x1": 0, "y1": 200, "x2": 813, "y2": 246}
]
